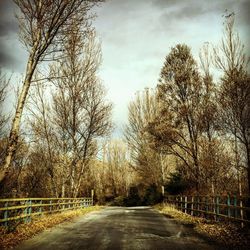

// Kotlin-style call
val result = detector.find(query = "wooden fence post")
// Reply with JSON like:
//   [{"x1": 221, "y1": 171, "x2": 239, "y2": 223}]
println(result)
[
  {"x1": 39, "y1": 200, "x2": 42, "y2": 215},
  {"x1": 216, "y1": 196, "x2": 220, "y2": 221},
  {"x1": 227, "y1": 195, "x2": 231, "y2": 217},
  {"x1": 212, "y1": 196, "x2": 217, "y2": 221},
  {"x1": 24, "y1": 199, "x2": 28, "y2": 223},
  {"x1": 58, "y1": 199, "x2": 60, "y2": 211},
  {"x1": 91, "y1": 189, "x2": 94, "y2": 206},
  {"x1": 62, "y1": 199, "x2": 65, "y2": 211},
  {"x1": 28, "y1": 200, "x2": 32, "y2": 223},
  {"x1": 205, "y1": 196, "x2": 208, "y2": 219},
  {"x1": 4, "y1": 202, "x2": 8, "y2": 227},
  {"x1": 197, "y1": 196, "x2": 200, "y2": 216},
  {"x1": 184, "y1": 196, "x2": 187, "y2": 214},
  {"x1": 240, "y1": 196, "x2": 244, "y2": 228},
  {"x1": 234, "y1": 195, "x2": 237, "y2": 218},
  {"x1": 191, "y1": 196, "x2": 194, "y2": 216},
  {"x1": 49, "y1": 200, "x2": 52, "y2": 213},
  {"x1": 180, "y1": 196, "x2": 183, "y2": 212}
]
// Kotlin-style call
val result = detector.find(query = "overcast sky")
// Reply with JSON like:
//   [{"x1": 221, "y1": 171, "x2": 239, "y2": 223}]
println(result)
[{"x1": 0, "y1": 0, "x2": 249, "y2": 137}]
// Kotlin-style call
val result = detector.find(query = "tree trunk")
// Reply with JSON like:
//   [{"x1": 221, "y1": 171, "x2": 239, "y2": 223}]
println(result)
[
  {"x1": 0, "y1": 54, "x2": 37, "y2": 183},
  {"x1": 247, "y1": 155, "x2": 250, "y2": 195},
  {"x1": 245, "y1": 143, "x2": 250, "y2": 220},
  {"x1": 246, "y1": 145, "x2": 250, "y2": 196}
]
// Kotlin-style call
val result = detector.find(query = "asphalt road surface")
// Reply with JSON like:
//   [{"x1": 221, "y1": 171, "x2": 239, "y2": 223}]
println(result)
[{"x1": 15, "y1": 207, "x2": 221, "y2": 250}]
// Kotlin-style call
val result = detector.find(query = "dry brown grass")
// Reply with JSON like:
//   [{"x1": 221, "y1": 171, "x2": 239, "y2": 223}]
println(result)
[
  {"x1": 154, "y1": 204, "x2": 250, "y2": 249},
  {"x1": 0, "y1": 206, "x2": 103, "y2": 249}
]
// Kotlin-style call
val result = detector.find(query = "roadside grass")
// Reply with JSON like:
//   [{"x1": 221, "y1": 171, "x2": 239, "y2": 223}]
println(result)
[
  {"x1": 154, "y1": 204, "x2": 250, "y2": 249},
  {"x1": 0, "y1": 206, "x2": 103, "y2": 250}
]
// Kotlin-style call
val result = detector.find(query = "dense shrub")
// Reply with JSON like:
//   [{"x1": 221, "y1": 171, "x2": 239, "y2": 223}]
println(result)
[{"x1": 165, "y1": 170, "x2": 188, "y2": 195}]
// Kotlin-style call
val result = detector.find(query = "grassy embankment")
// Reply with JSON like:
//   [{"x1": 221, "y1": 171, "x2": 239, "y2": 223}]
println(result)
[
  {"x1": 154, "y1": 204, "x2": 250, "y2": 249},
  {"x1": 0, "y1": 206, "x2": 103, "y2": 249}
]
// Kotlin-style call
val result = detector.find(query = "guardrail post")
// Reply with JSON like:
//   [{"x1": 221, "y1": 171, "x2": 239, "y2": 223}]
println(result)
[
  {"x1": 240, "y1": 196, "x2": 244, "y2": 228},
  {"x1": 91, "y1": 189, "x2": 94, "y2": 206},
  {"x1": 49, "y1": 200, "x2": 52, "y2": 213},
  {"x1": 216, "y1": 196, "x2": 220, "y2": 221},
  {"x1": 39, "y1": 200, "x2": 42, "y2": 215},
  {"x1": 184, "y1": 196, "x2": 187, "y2": 214},
  {"x1": 4, "y1": 202, "x2": 8, "y2": 227},
  {"x1": 24, "y1": 199, "x2": 28, "y2": 223},
  {"x1": 180, "y1": 196, "x2": 183, "y2": 212},
  {"x1": 191, "y1": 196, "x2": 194, "y2": 216},
  {"x1": 234, "y1": 195, "x2": 237, "y2": 218},
  {"x1": 205, "y1": 196, "x2": 208, "y2": 219},
  {"x1": 227, "y1": 195, "x2": 231, "y2": 217},
  {"x1": 28, "y1": 200, "x2": 32, "y2": 223},
  {"x1": 74, "y1": 198, "x2": 76, "y2": 210},
  {"x1": 197, "y1": 196, "x2": 200, "y2": 216},
  {"x1": 212, "y1": 196, "x2": 217, "y2": 221},
  {"x1": 57, "y1": 199, "x2": 60, "y2": 212},
  {"x1": 62, "y1": 199, "x2": 65, "y2": 211}
]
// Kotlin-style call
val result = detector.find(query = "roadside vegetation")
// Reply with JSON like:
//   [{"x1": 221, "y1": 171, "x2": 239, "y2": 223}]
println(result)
[
  {"x1": 155, "y1": 204, "x2": 250, "y2": 249},
  {"x1": 0, "y1": 206, "x2": 103, "y2": 250}
]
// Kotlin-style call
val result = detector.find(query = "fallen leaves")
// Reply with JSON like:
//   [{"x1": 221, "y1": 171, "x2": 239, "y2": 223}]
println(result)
[
  {"x1": 154, "y1": 204, "x2": 250, "y2": 249},
  {"x1": 0, "y1": 206, "x2": 103, "y2": 249}
]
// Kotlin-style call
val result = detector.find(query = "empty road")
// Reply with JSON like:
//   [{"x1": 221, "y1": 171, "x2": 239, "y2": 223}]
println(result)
[{"x1": 15, "y1": 207, "x2": 221, "y2": 250}]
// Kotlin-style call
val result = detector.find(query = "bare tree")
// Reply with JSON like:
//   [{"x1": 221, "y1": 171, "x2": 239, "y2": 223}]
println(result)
[
  {"x1": 104, "y1": 139, "x2": 131, "y2": 197},
  {"x1": 27, "y1": 83, "x2": 59, "y2": 197},
  {"x1": 214, "y1": 14, "x2": 250, "y2": 194},
  {"x1": 1, "y1": 0, "x2": 102, "y2": 183},
  {"x1": 198, "y1": 44, "x2": 222, "y2": 194},
  {"x1": 125, "y1": 88, "x2": 170, "y2": 187},
  {"x1": 148, "y1": 44, "x2": 206, "y2": 192},
  {"x1": 125, "y1": 88, "x2": 158, "y2": 163},
  {"x1": 0, "y1": 72, "x2": 10, "y2": 173},
  {"x1": 49, "y1": 26, "x2": 112, "y2": 197},
  {"x1": 0, "y1": 72, "x2": 9, "y2": 139}
]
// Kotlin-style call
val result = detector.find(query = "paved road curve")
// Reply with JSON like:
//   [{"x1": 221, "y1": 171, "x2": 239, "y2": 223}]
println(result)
[{"x1": 15, "y1": 207, "x2": 221, "y2": 250}]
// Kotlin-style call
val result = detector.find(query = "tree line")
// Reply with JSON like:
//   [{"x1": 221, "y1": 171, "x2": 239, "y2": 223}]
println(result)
[
  {"x1": 0, "y1": 0, "x2": 115, "y2": 199},
  {"x1": 125, "y1": 14, "x2": 250, "y2": 199},
  {"x1": 0, "y1": 0, "x2": 136, "y2": 202}
]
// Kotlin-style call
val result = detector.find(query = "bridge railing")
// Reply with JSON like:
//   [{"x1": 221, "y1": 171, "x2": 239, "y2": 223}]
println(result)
[
  {"x1": 0, "y1": 197, "x2": 93, "y2": 227},
  {"x1": 164, "y1": 195, "x2": 250, "y2": 226}
]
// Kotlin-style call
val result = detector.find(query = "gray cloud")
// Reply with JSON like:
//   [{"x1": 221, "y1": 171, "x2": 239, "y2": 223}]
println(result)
[
  {"x1": 153, "y1": 0, "x2": 250, "y2": 26},
  {"x1": 0, "y1": 0, "x2": 249, "y2": 135},
  {"x1": 0, "y1": 0, "x2": 18, "y2": 36},
  {"x1": 0, "y1": 0, "x2": 20, "y2": 70},
  {"x1": 0, "y1": 37, "x2": 26, "y2": 72},
  {"x1": 153, "y1": 0, "x2": 181, "y2": 8},
  {"x1": 238, "y1": 0, "x2": 250, "y2": 26},
  {"x1": 0, "y1": 21, "x2": 18, "y2": 37},
  {"x1": 0, "y1": 48, "x2": 12, "y2": 67}
]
